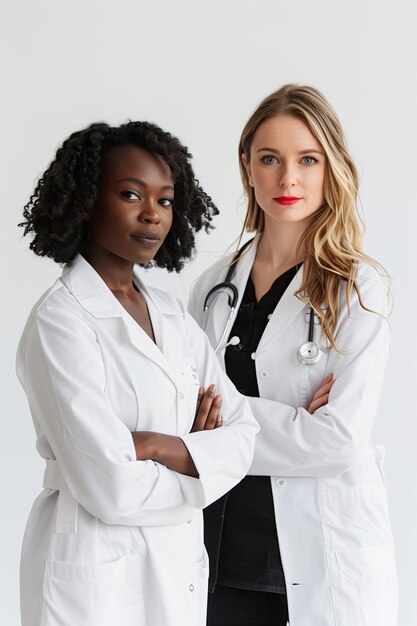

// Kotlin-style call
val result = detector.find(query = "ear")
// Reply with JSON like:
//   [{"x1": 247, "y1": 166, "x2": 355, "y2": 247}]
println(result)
[{"x1": 241, "y1": 152, "x2": 254, "y2": 187}]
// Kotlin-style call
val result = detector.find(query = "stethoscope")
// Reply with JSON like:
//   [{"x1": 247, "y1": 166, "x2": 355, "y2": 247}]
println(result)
[{"x1": 202, "y1": 240, "x2": 323, "y2": 365}]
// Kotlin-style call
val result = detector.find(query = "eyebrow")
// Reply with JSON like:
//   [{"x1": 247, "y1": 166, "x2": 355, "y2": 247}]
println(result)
[
  {"x1": 115, "y1": 177, "x2": 174, "y2": 192},
  {"x1": 256, "y1": 147, "x2": 324, "y2": 155}
]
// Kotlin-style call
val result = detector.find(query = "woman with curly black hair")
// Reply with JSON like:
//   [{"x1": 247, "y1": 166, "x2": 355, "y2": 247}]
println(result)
[{"x1": 16, "y1": 121, "x2": 258, "y2": 626}]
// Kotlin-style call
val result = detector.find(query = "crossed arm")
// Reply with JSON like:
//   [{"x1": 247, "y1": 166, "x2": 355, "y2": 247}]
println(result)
[{"x1": 131, "y1": 375, "x2": 334, "y2": 477}]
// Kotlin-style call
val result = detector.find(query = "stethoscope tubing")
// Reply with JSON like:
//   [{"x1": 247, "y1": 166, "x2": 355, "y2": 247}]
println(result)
[{"x1": 202, "y1": 240, "x2": 323, "y2": 364}]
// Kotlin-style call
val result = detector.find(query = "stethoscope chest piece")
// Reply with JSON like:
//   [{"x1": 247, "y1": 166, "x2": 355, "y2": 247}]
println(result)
[{"x1": 297, "y1": 341, "x2": 323, "y2": 366}]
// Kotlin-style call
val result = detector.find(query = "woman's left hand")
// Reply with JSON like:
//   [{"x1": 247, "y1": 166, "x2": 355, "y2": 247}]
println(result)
[
  {"x1": 308, "y1": 373, "x2": 335, "y2": 414},
  {"x1": 191, "y1": 385, "x2": 222, "y2": 432}
]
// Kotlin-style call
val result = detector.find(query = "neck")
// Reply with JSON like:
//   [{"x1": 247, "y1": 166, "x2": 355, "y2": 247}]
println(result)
[
  {"x1": 83, "y1": 248, "x2": 136, "y2": 295},
  {"x1": 256, "y1": 216, "x2": 308, "y2": 271}
]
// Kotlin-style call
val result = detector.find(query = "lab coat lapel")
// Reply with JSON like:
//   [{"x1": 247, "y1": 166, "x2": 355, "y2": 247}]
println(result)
[
  {"x1": 256, "y1": 265, "x2": 307, "y2": 355},
  {"x1": 119, "y1": 303, "x2": 180, "y2": 388},
  {"x1": 209, "y1": 239, "x2": 258, "y2": 353},
  {"x1": 129, "y1": 273, "x2": 182, "y2": 386},
  {"x1": 61, "y1": 256, "x2": 179, "y2": 387}
]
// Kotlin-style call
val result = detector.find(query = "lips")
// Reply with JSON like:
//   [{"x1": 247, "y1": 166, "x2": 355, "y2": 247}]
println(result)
[
  {"x1": 130, "y1": 231, "x2": 161, "y2": 247},
  {"x1": 273, "y1": 196, "x2": 302, "y2": 206}
]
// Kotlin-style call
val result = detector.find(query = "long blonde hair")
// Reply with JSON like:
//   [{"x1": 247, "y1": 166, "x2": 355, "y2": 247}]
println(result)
[{"x1": 239, "y1": 84, "x2": 385, "y2": 349}]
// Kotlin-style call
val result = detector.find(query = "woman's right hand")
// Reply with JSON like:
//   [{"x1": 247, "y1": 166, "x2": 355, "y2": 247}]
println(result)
[
  {"x1": 308, "y1": 373, "x2": 335, "y2": 414},
  {"x1": 191, "y1": 385, "x2": 222, "y2": 432}
]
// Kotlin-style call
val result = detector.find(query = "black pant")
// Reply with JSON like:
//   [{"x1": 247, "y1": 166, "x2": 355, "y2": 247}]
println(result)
[{"x1": 207, "y1": 584, "x2": 289, "y2": 626}]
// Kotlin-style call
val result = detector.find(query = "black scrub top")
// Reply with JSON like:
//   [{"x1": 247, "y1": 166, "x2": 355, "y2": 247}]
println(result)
[{"x1": 213, "y1": 265, "x2": 298, "y2": 594}]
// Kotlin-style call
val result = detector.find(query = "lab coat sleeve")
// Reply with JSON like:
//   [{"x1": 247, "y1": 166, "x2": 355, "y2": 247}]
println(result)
[
  {"x1": 179, "y1": 311, "x2": 259, "y2": 506},
  {"x1": 247, "y1": 268, "x2": 391, "y2": 477},
  {"x1": 19, "y1": 305, "x2": 206, "y2": 526}
]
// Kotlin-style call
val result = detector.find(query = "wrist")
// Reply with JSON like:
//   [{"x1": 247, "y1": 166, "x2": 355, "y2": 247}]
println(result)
[{"x1": 133, "y1": 431, "x2": 159, "y2": 461}]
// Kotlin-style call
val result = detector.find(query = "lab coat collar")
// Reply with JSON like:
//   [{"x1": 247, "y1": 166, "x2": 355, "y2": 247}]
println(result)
[
  {"x1": 255, "y1": 264, "x2": 306, "y2": 356},
  {"x1": 220, "y1": 237, "x2": 307, "y2": 356},
  {"x1": 61, "y1": 255, "x2": 181, "y2": 386},
  {"x1": 61, "y1": 255, "x2": 121, "y2": 319},
  {"x1": 61, "y1": 255, "x2": 180, "y2": 318}
]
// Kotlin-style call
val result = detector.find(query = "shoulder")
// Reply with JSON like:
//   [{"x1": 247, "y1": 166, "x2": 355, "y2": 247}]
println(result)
[
  {"x1": 190, "y1": 252, "x2": 235, "y2": 303},
  {"x1": 342, "y1": 261, "x2": 392, "y2": 318},
  {"x1": 194, "y1": 253, "x2": 235, "y2": 289},
  {"x1": 18, "y1": 278, "x2": 92, "y2": 348},
  {"x1": 16, "y1": 279, "x2": 93, "y2": 381},
  {"x1": 354, "y1": 261, "x2": 389, "y2": 287},
  {"x1": 354, "y1": 261, "x2": 390, "y2": 298},
  {"x1": 187, "y1": 253, "x2": 234, "y2": 322},
  {"x1": 26, "y1": 279, "x2": 85, "y2": 324}
]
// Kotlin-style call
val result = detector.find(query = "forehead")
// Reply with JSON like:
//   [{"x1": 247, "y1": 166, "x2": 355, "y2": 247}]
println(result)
[
  {"x1": 102, "y1": 145, "x2": 173, "y2": 181},
  {"x1": 252, "y1": 115, "x2": 322, "y2": 152}
]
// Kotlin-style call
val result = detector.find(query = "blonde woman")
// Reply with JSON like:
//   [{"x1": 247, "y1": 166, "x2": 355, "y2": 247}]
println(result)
[{"x1": 189, "y1": 85, "x2": 398, "y2": 626}]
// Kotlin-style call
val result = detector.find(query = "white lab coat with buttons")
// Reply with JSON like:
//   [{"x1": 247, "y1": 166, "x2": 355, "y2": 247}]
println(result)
[
  {"x1": 189, "y1": 238, "x2": 398, "y2": 626},
  {"x1": 16, "y1": 255, "x2": 258, "y2": 626}
]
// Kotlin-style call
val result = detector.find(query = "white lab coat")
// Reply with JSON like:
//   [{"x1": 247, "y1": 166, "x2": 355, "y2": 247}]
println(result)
[
  {"x1": 16, "y1": 255, "x2": 258, "y2": 626},
  {"x1": 189, "y1": 238, "x2": 398, "y2": 626}
]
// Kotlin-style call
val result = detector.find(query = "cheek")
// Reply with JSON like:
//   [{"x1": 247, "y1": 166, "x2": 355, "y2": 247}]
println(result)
[
  {"x1": 252, "y1": 168, "x2": 274, "y2": 193},
  {"x1": 95, "y1": 199, "x2": 126, "y2": 223},
  {"x1": 90, "y1": 203, "x2": 131, "y2": 244},
  {"x1": 166, "y1": 209, "x2": 174, "y2": 227},
  {"x1": 160, "y1": 209, "x2": 174, "y2": 235},
  {"x1": 306, "y1": 169, "x2": 325, "y2": 198}
]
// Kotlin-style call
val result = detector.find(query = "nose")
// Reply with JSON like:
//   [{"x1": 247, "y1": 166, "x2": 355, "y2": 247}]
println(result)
[
  {"x1": 138, "y1": 200, "x2": 160, "y2": 224},
  {"x1": 278, "y1": 163, "x2": 297, "y2": 188}
]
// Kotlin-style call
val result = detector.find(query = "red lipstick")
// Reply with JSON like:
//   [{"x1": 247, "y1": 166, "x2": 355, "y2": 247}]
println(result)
[{"x1": 273, "y1": 196, "x2": 302, "y2": 206}]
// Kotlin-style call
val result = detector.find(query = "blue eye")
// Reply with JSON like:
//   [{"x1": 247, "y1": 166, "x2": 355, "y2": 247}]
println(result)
[
  {"x1": 262, "y1": 156, "x2": 278, "y2": 165},
  {"x1": 302, "y1": 156, "x2": 317, "y2": 165}
]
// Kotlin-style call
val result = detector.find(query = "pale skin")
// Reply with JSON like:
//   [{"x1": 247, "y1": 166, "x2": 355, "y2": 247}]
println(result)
[{"x1": 242, "y1": 114, "x2": 336, "y2": 405}]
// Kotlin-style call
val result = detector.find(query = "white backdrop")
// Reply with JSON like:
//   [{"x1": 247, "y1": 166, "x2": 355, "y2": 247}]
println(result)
[{"x1": 2, "y1": 1, "x2": 416, "y2": 624}]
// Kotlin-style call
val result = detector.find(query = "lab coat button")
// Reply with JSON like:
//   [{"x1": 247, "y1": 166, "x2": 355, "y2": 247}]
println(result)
[
  {"x1": 178, "y1": 392, "x2": 184, "y2": 400},
  {"x1": 260, "y1": 370, "x2": 269, "y2": 378},
  {"x1": 251, "y1": 352, "x2": 256, "y2": 360},
  {"x1": 189, "y1": 584, "x2": 195, "y2": 592},
  {"x1": 187, "y1": 518, "x2": 192, "y2": 524},
  {"x1": 276, "y1": 479, "x2": 287, "y2": 488}
]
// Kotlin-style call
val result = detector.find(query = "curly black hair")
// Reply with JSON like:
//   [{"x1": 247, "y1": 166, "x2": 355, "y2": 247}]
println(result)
[{"x1": 20, "y1": 121, "x2": 219, "y2": 272}]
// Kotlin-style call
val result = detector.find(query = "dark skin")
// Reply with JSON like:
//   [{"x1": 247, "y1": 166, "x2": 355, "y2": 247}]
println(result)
[{"x1": 84, "y1": 146, "x2": 221, "y2": 478}]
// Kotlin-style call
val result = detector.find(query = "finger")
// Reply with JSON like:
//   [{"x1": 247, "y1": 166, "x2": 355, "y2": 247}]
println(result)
[
  {"x1": 323, "y1": 373, "x2": 333, "y2": 384},
  {"x1": 309, "y1": 392, "x2": 329, "y2": 413},
  {"x1": 204, "y1": 395, "x2": 222, "y2": 430},
  {"x1": 312, "y1": 380, "x2": 333, "y2": 401},
  {"x1": 310, "y1": 392, "x2": 328, "y2": 409},
  {"x1": 215, "y1": 415, "x2": 222, "y2": 429},
  {"x1": 193, "y1": 384, "x2": 216, "y2": 428},
  {"x1": 196, "y1": 386, "x2": 204, "y2": 407}
]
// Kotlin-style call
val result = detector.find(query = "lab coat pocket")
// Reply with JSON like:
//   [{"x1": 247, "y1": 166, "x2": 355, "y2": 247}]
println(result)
[
  {"x1": 318, "y1": 484, "x2": 393, "y2": 551},
  {"x1": 335, "y1": 543, "x2": 395, "y2": 581},
  {"x1": 331, "y1": 544, "x2": 398, "y2": 626},
  {"x1": 40, "y1": 553, "x2": 145, "y2": 626}
]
